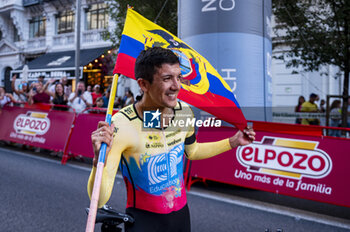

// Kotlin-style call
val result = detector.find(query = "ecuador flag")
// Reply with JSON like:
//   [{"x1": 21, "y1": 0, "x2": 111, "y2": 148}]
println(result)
[{"x1": 114, "y1": 8, "x2": 247, "y2": 130}]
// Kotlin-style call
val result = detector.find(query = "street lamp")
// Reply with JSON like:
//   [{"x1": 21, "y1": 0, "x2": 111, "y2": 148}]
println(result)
[{"x1": 75, "y1": 0, "x2": 81, "y2": 87}]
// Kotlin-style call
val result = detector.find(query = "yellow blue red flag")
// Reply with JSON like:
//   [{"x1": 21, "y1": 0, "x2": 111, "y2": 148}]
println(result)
[{"x1": 114, "y1": 8, "x2": 247, "y2": 130}]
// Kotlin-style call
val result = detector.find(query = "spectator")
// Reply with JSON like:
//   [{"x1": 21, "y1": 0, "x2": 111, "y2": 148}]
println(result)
[
  {"x1": 28, "y1": 82, "x2": 50, "y2": 105},
  {"x1": 301, "y1": 93, "x2": 320, "y2": 125},
  {"x1": 135, "y1": 94, "x2": 142, "y2": 101},
  {"x1": 95, "y1": 97, "x2": 104, "y2": 108},
  {"x1": 0, "y1": 86, "x2": 15, "y2": 108},
  {"x1": 38, "y1": 75, "x2": 45, "y2": 84},
  {"x1": 347, "y1": 97, "x2": 350, "y2": 128},
  {"x1": 62, "y1": 77, "x2": 71, "y2": 98},
  {"x1": 86, "y1": 85, "x2": 92, "y2": 93},
  {"x1": 68, "y1": 81, "x2": 92, "y2": 113},
  {"x1": 123, "y1": 90, "x2": 134, "y2": 107},
  {"x1": 114, "y1": 96, "x2": 123, "y2": 109},
  {"x1": 48, "y1": 76, "x2": 71, "y2": 99},
  {"x1": 45, "y1": 79, "x2": 68, "y2": 110},
  {"x1": 294, "y1": 95, "x2": 305, "y2": 124},
  {"x1": 319, "y1": 99, "x2": 326, "y2": 126},
  {"x1": 11, "y1": 74, "x2": 29, "y2": 104},
  {"x1": 91, "y1": 84, "x2": 102, "y2": 106},
  {"x1": 329, "y1": 100, "x2": 342, "y2": 137},
  {"x1": 319, "y1": 99, "x2": 326, "y2": 113},
  {"x1": 89, "y1": 97, "x2": 105, "y2": 114},
  {"x1": 102, "y1": 88, "x2": 110, "y2": 108}
]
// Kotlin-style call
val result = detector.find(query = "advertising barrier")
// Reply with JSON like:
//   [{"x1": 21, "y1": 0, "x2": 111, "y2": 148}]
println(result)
[
  {"x1": 1, "y1": 105, "x2": 349, "y2": 207},
  {"x1": 0, "y1": 105, "x2": 75, "y2": 151},
  {"x1": 62, "y1": 111, "x2": 106, "y2": 163},
  {"x1": 189, "y1": 126, "x2": 350, "y2": 207}
]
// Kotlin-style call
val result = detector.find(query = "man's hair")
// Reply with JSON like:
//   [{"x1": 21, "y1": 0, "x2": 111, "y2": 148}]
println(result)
[
  {"x1": 310, "y1": 93, "x2": 317, "y2": 98},
  {"x1": 135, "y1": 47, "x2": 179, "y2": 84}
]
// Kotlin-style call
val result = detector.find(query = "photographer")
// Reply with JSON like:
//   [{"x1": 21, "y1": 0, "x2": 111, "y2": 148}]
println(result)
[{"x1": 68, "y1": 81, "x2": 92, "y2": 113}]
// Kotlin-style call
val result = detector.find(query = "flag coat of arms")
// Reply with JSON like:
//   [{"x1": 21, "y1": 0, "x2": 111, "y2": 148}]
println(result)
[{"x1": 114, "y1": 8, "x2": 247, "y2": 130}]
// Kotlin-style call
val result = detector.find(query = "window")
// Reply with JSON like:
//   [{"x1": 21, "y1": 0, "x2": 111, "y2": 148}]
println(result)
[
  {"x1": 56, "y1": 11, "x2": 75, "y2": 34},
  {"x1": 29, "y1": 16, "x2": 46, "y2": 38},
  {"x1": 86, "y1": 3, "x2": 108, "y2": 30}
]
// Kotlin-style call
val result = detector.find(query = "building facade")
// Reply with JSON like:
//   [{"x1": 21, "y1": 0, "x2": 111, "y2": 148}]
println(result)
[
  {"x1": 271, "y1": 15, "x2": 343, "y2": 124},
  {"x1": 0, "y1": 0, "x2": 114, "y2": 92}
]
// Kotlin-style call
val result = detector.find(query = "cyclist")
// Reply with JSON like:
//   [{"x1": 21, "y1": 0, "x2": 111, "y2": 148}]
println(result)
[{"x1": 88, "y1": 47, "x2": 255, "y2": 232}]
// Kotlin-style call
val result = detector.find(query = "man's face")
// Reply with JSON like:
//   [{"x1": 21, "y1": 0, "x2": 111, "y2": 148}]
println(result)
[
  {"x1": 22, "y1": 83, "x2": 28, "y2": 91},
  {"x1": 61, "y1": 77, "x2": 68, "y2": 85},
  {"x1": 36, "y1": 82, "x2": 43, "y2": 92},
  {"x1": 146, "y1": 63, "x2": 181, "y2": 109},
  {"x1": 96, "y1": 99, "x2": 104, "y2": 108},
  {"x1": 77, "y1": 83, "x2": 85, "y2": 91}
]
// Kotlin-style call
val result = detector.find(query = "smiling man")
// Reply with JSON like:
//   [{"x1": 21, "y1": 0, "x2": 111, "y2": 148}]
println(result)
[{"x1": 88, "y1": 47, "x2": 255, "y2": 232}]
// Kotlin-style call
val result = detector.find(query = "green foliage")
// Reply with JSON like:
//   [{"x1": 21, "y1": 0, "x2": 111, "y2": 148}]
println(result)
[
  {"x1": 273, "y1": 0, "x2": 350, "y2": 127},
  {"x1": 273, "y1": 0, "x2": 350, "y2": 72},
  {"x1": 104, "y1": 0, "x2": 177, "y2": 48}
]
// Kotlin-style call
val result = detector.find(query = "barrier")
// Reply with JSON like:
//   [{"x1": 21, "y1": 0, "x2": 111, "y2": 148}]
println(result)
[
  {"x1": 61, "y1": 107, "x2": 118, "y2": 164},
  {"x1": 188, "y1": 124, "x2": 350, "y2": 207},
  {"x1": 1, "y1": 104, "x2": 349, "y2": 207},
  {"x1": 0, "y1": 105, "x2": 75, "y2": 151}
]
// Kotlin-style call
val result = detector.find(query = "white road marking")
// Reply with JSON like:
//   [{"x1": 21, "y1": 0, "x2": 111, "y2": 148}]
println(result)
[{"x1": 188, "y1": 188, "x2": 350, "y2": 230}]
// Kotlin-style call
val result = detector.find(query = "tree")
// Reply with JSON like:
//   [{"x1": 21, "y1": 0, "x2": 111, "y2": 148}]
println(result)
[
  {"x1": 105, "y1": 0, "x2": 177, "y2": 47},
  {"x1": 272, "y1": 0, "x2": 350, "y2": 127}
]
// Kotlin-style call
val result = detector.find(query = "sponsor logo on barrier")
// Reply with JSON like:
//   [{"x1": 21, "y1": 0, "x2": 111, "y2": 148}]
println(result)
[
  {"x1": 13, "y1": 112, "x2": 51, "y2": 136},
  {"x1": 236, "y1": 137, "x2": 332, "y2": 179}
]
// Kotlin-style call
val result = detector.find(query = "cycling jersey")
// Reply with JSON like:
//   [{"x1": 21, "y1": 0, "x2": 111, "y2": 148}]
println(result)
[{"x1": 88, "y1": 101, "x2": 232, "y2": 214}]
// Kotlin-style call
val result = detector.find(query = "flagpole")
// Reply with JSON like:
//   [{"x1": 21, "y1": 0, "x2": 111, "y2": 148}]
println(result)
[{"x1": 85, "y1": 74, "x2": 119, "y2": 232}]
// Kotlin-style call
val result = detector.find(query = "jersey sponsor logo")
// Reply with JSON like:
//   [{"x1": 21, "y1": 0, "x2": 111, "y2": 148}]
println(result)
[
  {"x1": 165, "y1": 129, "x2": 181, "y2": 138},
  {"x1": 167, "y1": 138, "x2": 182, "y2": 146},
  {"x1": 147, "y1": 145, "x2": 183, "y2": 184},
  {"x1": 146, "y1": 134, "x2": 161, "y2": 141},
  {"x1": 124, "y1": 107, "x2": 133, "y2": 115},
  {"x1": 144, "y1": 110, "x2": 161, "y2": 128},
  {"x1": 236, "y1": 136, "x2": 332, "y2": 179},
  {"x1": 145, "y1": 144, "x2": 184, "y2": 194},
  {"x1": 145, "y1": 142, "x2": 164, "y2": 149},
  {"x1": 13, "y1": 111, "x2": 50, "y2": 136}
]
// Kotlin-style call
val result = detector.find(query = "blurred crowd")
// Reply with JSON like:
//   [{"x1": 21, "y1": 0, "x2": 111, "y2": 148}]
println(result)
[
  {"x1": 0, "y1": 74, "x2": 139, "y2": 114},
  {"x1": 295, "y1": 93, "x2": 350, "y2": 136},
  {"x1": 2, "y1": 75, "x2": 348, "y2": 137}
]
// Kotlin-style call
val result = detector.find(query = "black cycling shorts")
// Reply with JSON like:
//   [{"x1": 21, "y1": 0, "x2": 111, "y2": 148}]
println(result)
[{"x1": 125, "y1": 204, "x2": 191, "y2": 232}]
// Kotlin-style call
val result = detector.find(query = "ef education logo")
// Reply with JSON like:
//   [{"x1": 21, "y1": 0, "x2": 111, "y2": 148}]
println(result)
[{"x1": 143, "y1": 110, "x2": 161, "y2": 128}]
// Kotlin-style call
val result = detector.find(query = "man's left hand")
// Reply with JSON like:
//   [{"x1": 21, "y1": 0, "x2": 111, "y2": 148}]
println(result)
[{"x1": 229, "y1": 127, "x2": 256, "y2": 148}]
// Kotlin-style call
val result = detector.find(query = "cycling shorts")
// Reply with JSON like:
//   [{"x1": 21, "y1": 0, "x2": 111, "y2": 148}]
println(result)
[{"x1": 125, "y1": 204, "x2": 191, "y2": 232}]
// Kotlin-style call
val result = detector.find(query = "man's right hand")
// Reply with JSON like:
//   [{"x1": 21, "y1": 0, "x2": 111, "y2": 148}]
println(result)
[{"x1": 91, "y1": 121, "x2": 114, "y2": 167}]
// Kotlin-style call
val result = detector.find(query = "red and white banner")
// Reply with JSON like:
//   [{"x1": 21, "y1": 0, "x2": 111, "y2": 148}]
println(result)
[
  {"x1": 0, "y1": 105, "x2": 75, "y2": 151},
  {"x1": 63, "y1": 112, "x2": 106, "y2": 162},
  {"x1": 190, "y1": 126, "x2": 350, "y2": 207}
]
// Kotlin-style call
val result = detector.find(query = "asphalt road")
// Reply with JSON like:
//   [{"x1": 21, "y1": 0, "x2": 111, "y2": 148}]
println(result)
[{"x1": 1, "y1": 146, "x2": 349, "y2": 232}]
